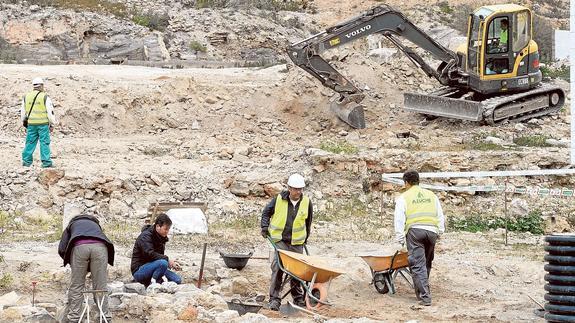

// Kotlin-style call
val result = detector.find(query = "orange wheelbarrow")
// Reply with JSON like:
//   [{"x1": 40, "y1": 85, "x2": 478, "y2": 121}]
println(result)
[
  {"x1": 361, "y1": 250, "x2": 413, "y2": 294},
  {"x1": 268, "y1": 238, "x2": 344, "y2": 309}
]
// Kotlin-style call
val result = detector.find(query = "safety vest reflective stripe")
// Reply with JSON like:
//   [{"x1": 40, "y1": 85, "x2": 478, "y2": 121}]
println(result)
[
  {"x1": 268, "y1": 194, "x2": 309, "y2": 245},
  {"x1": 291, "y1": 236, "x2": 306, "y2": 244},
  {"x1": 292, "y1": 226, "x2": 306, "y2": 233},
  {"x1": 24, "y1": 91, "x2": 48, "y2": 125},
  {"x1": 407, "y1": 212, "x2": 436, "y2": 218},
  {"x1": 402, "y1": 186, "x2": 439, "y2": 232}
]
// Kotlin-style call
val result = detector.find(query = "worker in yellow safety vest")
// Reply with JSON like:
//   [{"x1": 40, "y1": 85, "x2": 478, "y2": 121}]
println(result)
[
  {"x1": 499, "y1": 19, "x2": 509, "y2": 50},
  {"x1": 394, "y1": 170, "x2": 444, "y2": 306},
  {"x1": 261, "y1": 173, "x2": 313, "y2": 311},
  {"x1": 21, "y1": 77, "x2": 57, "y2": 168}
]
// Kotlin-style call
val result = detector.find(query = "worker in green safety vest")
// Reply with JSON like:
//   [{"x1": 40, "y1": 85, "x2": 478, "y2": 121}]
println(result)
[
  {"x1": 394, "y1": 170, "x2": 445, "y2": 306},
  {"x1": 261, "y1": 173, "x2": 313, "y2": 311},
  {"x1": 21, "y1": 77, "x2": 57, "y2": 168},
  {"x1": 499, "y1": 19, "x2": 509, "y2": 51}
]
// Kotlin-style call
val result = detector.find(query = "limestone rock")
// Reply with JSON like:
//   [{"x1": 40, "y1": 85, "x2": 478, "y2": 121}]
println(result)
[
  {"x1": 124, "y1": 282, "x2": 146, "y2": 295},
  {"x1": 230, "y1": 180, "x2": 250, "y2": 197},
  {"x1": 63, "y1": 203, "x2": 83, "y2": 229},
  {"x1": 263, "y1": 182, "x2": 283, "y2": 197},
  {"x1": 178, "y1": 305, "x2": 198, "y2": 321},
  {"x1": 215, "y1": 310, "x2": 240, "y2": 323},
  {"x1": 38, "y1": 169, "x2": 65, "y2": 186},
  {"x1": 0, "y1": 291, "x2": 21, "y2": 307},
  {"x1": 231, "y1": 276, "x2": 250, "y2": 296}
]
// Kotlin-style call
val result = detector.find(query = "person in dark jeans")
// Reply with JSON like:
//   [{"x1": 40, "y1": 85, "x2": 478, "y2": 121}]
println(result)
[
  {"x1": 394, "y1": 170, "x2": 444, "y2": 306},
  {"x1": 261, "y1": 173, "x2": 313, "y2": 311},
  {"x1": 131, "y1": 213, "x2": 181, "y2": 286},
  {"x1": 58, "y1": 214, "x2": 115, "y2": 323}
]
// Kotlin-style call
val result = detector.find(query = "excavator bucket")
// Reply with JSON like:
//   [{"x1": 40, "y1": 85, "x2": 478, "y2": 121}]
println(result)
[
  {"x1": 403, "y1": 92, "x2": 483, "y2": 122},
  {"x1": 330, "y1": 96, "x2": 366, "y2": 129}
]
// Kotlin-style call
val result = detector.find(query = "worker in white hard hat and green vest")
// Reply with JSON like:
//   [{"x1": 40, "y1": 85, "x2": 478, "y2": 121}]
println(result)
[
  {"x1": 261, "y1": 173, "x2": 313, "y2": 311},
  {"x1": 21, "y1": 77, "x2": 57, "y2": 168},
  {"x1": 394, "y1": 170, "x2": 444, "y2": 306}
]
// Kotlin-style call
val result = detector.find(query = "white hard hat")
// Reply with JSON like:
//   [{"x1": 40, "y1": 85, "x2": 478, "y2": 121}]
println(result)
[
  {"x1": 287, "y1": 173, "x2": 306, "y2": 188},
  {"x1": 32, "y1": 77, "x2": 44, "y2": 85}
]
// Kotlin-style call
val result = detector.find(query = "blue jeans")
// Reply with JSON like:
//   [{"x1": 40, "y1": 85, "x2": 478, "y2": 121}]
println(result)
[
  {"x1": 22, "y1": 124, "x2": 52, "y2": 167},
  {"x1": 133, "y1": 259, "x2": 181, "y2": 286}
]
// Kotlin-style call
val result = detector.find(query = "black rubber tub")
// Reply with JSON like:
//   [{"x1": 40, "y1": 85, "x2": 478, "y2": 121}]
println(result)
[{"x1": 219, "y1": 251, "x2": 253, "y2": 270}]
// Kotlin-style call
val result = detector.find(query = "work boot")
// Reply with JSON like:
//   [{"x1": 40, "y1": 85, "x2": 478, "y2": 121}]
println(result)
[
  {"x1": 418, "y1": 299, "x2": 432, "y2": 306},
  {"x1": 268, "y1": 299, "x2": 281, "y2": 311},
  {"x1": 414, "y1": 286, "x2": 421, "y2": 301}
]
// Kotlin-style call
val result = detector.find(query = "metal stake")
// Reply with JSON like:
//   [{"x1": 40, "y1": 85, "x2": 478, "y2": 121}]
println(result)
[
  {"x1": 504, "y1": 179, "x2": 509, "y2": 246},
  {"x1": 31, "y1": 281, "x2": 37, "y2": 307},
  {"x1": 197, "y1": 243, "x2": 207, "y2": 288}
]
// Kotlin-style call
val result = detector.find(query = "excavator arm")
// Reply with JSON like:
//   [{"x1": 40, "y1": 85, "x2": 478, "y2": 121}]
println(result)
[{"x1": 287, "y1": 5, "x2": 467, "y2": 128}]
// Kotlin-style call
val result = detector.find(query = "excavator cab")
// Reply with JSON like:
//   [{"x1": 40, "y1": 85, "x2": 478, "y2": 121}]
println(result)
[{"x1": 463, "y1": 4, "x2": 541, "y2": 94}]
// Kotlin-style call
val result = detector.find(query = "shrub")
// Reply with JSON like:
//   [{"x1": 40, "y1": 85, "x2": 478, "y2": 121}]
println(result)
[
  {"x1": 513, "y1": 135, "x2": 551, "y2": 147},
  {"x1": 0, "y1": 273, "x2": 13, "y2": 290},
  {"x1": 541, "y1": 65, "x2": 570, "y2": 82},
  {"x1": 319, "y1": 140, "x2": 359, "y2": 154},
  {"x1": 465, "y1": 132, "x2": 506, "y2": 151},
  {"x1": 19, "y1": 0, "x2": 129, "y2": 18},
  {"x1": 438, "y1": 1, "x2": 454, "y2": 14},
  {"x1": 449, "y1": 210, "x2": 544, "y2": 234},
  {"x1": 190, "y1": 40, "x2": 207, "y2": 53},
  {"x1": 132, "y1": 11, "x2": 170, "y2": 31},
  {"x1": 195, "y1": 0, "x2": 306, "y2": 11}
]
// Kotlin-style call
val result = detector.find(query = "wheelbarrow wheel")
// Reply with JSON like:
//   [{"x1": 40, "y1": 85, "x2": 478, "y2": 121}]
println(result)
[
  {"x1": 374, "y1": 273, "x2": 389, "y2": 294},
  {"x1": 306, "y1": 288, "x2": 322, "y2": 308}
]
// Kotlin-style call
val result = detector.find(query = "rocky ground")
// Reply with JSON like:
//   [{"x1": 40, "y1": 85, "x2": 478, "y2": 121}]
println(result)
[
  {"x1": 0, "y1": 0, "x2": 573, "y2": 322},
  {"x1": 0, "y1": 230, "x2": 552, "y2": 322}
]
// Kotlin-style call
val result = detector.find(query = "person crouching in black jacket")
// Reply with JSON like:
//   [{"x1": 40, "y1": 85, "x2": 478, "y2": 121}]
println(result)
[
  {"x1": 131, "y1": 213, "x2": 181, "y2": 286},
  {"x1": 58, "y1": 214, "x2": 115, "y2": 323}
]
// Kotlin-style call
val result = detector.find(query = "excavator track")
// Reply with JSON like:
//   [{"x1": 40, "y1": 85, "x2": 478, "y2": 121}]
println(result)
[
  {"x1": 481, "y1": 84, "x2": 565, "y2": 124},
  {"x1": 404, "y1": 84, "x2": 565, "y2": 124}
]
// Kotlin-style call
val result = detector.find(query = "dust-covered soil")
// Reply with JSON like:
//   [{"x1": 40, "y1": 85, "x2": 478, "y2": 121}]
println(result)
[{"x1": 0, "y1": 230, "x2": 547, "y2": 322}]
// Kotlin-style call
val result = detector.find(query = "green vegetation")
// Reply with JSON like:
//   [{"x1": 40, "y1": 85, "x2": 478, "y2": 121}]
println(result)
[
  {"x1": 316, "y1": 195, "x2": 369, "y2": 222},
  {"x1": 212, "y1": 214, "x2": 259, "y2": 231},
  {"x1": 190, "y1": 40, "x2": 207, "y2": 53},
  {"x1": 195, "y1": 0, "x2": 304, "y2": 11},
  {"x1": 0, "y1": 211, "x2": 20, "y2": 234},
  {"x1": 131, "y1": 11, "x2": 170, "y2": 31},
  {"x1": 0, "y1": 37, "x2": 18, "y2": 63},
  {"x1": 465, "y1": 132, "x2": 506, "y2": 151},
  {"x1": 513, "y1": 135, "x2": 551, "y2": 147},
  {"x1": 0, "y1": 273, "x2": 13, "y2": 290},
  {"x1": 449, "y1": 210, "x2": 545, "y2": 234},
  {"x1": 541, "y1": 65, "x2": 570, "y2": 82},
  {"x1": 320, "y1": 140, "x2": 359, "y2": 154},
  {"x1": 438, "y1": 1, "x2": 454, "y2": 14},
  {"x1": 104, "y1": 221, "x2": 141, "y2": 246},
  {"x1": 7, "y1": 0, "x2": 129, "y2": 17}
]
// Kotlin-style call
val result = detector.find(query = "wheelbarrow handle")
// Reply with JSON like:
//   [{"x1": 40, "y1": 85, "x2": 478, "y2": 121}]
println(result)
[
  {"x1": 267, "y1": 237, "x2": 309, "y2": 255},
  {"x1": 267, "y1": 236, "x2": 278, "y2": 250}
]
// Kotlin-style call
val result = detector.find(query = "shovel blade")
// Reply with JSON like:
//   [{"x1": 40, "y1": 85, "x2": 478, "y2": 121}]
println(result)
[{"x1": 279, "y1": 302, "x2": 299, "y2": 316}]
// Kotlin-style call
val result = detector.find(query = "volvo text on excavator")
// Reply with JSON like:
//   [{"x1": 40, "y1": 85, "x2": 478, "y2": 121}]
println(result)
[{"x1": 287, "y1": 4, "x2": 565, "y2": 129}]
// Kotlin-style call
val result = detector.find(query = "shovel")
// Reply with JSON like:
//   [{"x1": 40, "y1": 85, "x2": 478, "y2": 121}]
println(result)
[{"x1": 279, "y1": 301, "x2": 326, "y2": 319}]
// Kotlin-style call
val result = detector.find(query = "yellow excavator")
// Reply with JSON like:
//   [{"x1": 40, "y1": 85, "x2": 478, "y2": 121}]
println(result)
[{"x1": 287, "y1": 4, "x2": 565, "y2": 128}]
